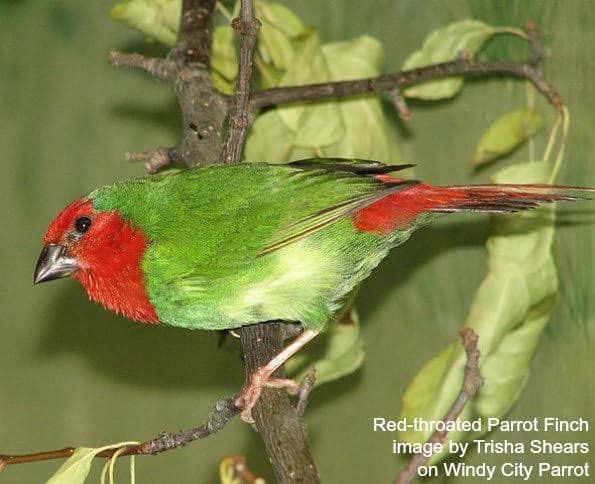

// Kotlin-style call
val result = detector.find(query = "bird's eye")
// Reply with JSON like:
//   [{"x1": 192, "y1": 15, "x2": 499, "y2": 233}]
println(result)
[{"x1": 74, "y1": 216, "x2": 92, "y2": 234}]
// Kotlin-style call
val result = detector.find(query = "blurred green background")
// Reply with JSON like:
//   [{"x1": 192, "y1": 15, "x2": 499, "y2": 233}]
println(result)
[{"x1": 1, "y1": 1, "x2": 592, "y2": 482}]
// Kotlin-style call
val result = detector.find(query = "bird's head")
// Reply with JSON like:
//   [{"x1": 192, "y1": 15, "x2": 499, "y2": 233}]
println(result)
[{"x1": 35, "y1": 197, "x2": 159, "y2": 323}]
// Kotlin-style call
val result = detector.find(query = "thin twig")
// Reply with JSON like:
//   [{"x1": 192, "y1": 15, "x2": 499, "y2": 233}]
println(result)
[
  {"x1": 394, "y1": 328, "x2": 484, "y2": 484},
  {"x1": 220, "y1": 0, "x2": 261, "y2": 164},
  {"x1": 126, "y1": 147, "x2": 180, "y2": 173},
  {"x1": 0, "y1": 398, "x2": 239, "y2": 466},
  {"x1": 108, "y1": 51, "x2": 177, "y2": 81}
]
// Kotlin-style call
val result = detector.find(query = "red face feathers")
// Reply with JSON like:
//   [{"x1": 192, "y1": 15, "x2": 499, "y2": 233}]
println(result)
[{"x1": 37, "y1": 198, "x2": 159, "y2": 323}]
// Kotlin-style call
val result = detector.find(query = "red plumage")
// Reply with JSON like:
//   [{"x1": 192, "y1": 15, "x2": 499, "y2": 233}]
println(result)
[
  {"x1": 44, "y1": 198, "x2": 159, "y2": 323},
  {"x1": 353, "y1": 177, "x2": 584, "y2": 235}
]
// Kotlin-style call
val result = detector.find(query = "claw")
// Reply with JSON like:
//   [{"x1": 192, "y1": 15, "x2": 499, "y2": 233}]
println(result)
[
  {"x1": 235, "y1": 367, "x2": 300, "y2": 423},
  {"x1": 234, "y1": 329, "x2": 318, "y2": 423}
]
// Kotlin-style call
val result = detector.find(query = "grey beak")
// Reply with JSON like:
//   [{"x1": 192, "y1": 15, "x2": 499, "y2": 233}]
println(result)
[{"x1": 34, "y1": 244, "x2": 80, "y2": 284}]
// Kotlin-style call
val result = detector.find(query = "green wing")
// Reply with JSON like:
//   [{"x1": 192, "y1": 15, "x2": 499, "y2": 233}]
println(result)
[
  {"x1": 259, "y1": 178, "x2": 416, "y2": 255},
  {"x1": 93, "y1": 159, "x2": 415, "y2": 278}
]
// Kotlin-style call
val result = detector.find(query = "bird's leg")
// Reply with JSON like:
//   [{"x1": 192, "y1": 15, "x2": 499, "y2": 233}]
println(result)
[{"x1": 236, "y1": 328, "x2": 318, "y2": 423}]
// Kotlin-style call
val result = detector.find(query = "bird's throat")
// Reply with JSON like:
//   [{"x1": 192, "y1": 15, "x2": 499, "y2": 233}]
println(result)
[{"x1": 73, "y1": 209, "x2": 160, "y2": 324}]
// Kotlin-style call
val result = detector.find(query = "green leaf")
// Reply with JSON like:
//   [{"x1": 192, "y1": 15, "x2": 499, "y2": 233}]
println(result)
[
  {"x1": 473, "y1": 109, "x2": 544, "y2": 166},
  {"x1": 253, "y1": 2, "x2": 306, "y2": 87},
  {"x1": 322, "y1": 36, "x2": 401, "y2": 163},
  {"x1": 47, "y1": 442, "x2": 138, "y2": 484},
  {"x1": 257, "y1": 2, "x2": 306, "y2": 38},
  {"x1": 275, "y1": 31, "x2": 344, "y2": 147},
  {"x1": 248, "y1": 32, "x2": 401, "y2": 164},
  {"x1": 211, "y1": 25, "x2": 238, "y2": 95},
  {"x1": 244, "y1": 110, "x2": 293, "y2": 162},
  {"x1": 402, "y1": 20, "x2": 495, "y2": 100},
  {"x1": 399, "y1": 161, "x2": 558, "y2": 462},
  {"x1": 211, "y1": 25, "x2": 238, "y2": 81},
  {"x1": 110, "y1": 0, "x2": 181, "y2": 47},
  {"x1": 259, "y1": 21, "x2": 297, "y2": 71},
  {"x1": 256, "y1": 0, "x2": 307, "y2": 72},
  {"x1": 46, "y1": 448, "x2": 99, "y2": 484},
  {"x1": 287, "y1": 308, "x2": 365, "y2": 386}
]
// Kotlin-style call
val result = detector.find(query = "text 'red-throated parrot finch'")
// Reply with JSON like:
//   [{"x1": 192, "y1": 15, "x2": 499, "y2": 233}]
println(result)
[{"x1": 34, "y1": 158, "x2": 592, "y2": 421}]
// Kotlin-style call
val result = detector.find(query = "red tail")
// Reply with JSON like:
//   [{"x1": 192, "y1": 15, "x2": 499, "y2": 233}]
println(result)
[{"x1": 353, "y1": 181, "x2": 593, "y2": 235}]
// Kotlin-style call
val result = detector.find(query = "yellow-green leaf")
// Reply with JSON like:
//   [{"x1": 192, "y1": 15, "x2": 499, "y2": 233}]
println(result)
[
  {"x1": 46, "y1": 448, "x2": 99, "y2": 484},
  {"x1": 257, "y1": 2, "x2": 305, "y2": 38},
  {"x1": 276, "y1": 31, "x2": 344, "y2": 147},
  {"x1": 322, "y1": 36, "x2": 401, "y2": 163},
  {"x1": 402, "y1": 20, "x2": 495, "y2": 100},
  {"x1": 211, "y1": 25, "x2": 238, "y2": 81},
  {"x1": 110, "y1": 0, "x2": 181, "y2": 47},
  {"x1": 473, "y1": 109, "x2": 544, "y2": 166},
  {"x1": 244, "y1": 110, "x2": 293, "y2": 162},
  {"x1": 211, "y1": 25, "x2": 238, "y2": 94},
  {"x1": 47, "y1": 442, "x2": 138, "y2": 484},
  {"x1": 259, "y1": 21, "x2": 296, "y2": 71}
]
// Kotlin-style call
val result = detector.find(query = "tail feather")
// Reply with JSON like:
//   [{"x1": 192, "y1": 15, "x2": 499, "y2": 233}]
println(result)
[
  {"x1": 431, "y1": 184, "x2": 589, "y2": 214},
  {"x1": 352, "y1": 182, "x2": 593, "y2": 235}
]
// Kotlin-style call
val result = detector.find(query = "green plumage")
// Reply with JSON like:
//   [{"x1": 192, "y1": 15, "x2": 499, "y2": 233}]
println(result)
[{"x1": 90, "y1": 161, "x2": 417, "y2": 331}]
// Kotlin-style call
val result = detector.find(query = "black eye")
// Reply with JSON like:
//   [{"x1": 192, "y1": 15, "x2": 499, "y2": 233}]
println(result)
[{"x1": 74, "y1": 216, "x2": 92, "y2": 234}]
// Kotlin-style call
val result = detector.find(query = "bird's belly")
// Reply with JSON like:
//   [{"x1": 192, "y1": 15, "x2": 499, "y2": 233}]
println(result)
[{"x1": 147, "y1": 222, "x2": 391, "y2": 331}]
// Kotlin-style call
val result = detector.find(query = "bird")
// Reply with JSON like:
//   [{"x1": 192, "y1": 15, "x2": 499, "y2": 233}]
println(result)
[{"x1": 34, "y1": 158, "x2": 592, "y2": 421}]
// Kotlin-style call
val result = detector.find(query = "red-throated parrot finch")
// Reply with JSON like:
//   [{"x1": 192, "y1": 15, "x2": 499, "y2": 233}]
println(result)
[{"x1": 34, "y1": 158, "x2": 592, "y2": 421}]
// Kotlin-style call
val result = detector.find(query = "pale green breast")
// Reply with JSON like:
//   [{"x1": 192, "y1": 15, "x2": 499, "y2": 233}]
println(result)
[{"x1": 143, "y1": 218, "x2": 404, "y2": 331}]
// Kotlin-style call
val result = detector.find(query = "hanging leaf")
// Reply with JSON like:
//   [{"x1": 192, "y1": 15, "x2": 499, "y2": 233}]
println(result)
[
  {"x1": 472, "y1": 109, "x2": 544, "y2": 166},
  {"x1": 110, "y1": 0, "x2": 181, "y2": 47},
  {"x1": 46, "y1": 448, "x2": 99, "y2": 484},
  {"x1": 402, "y1": 20, "x2": 495, "y2": 100},
  {"x1": 399, "y1": 161, "x2": 558, "y2": 463},
  {"x1": 259, "y1": 21, "x2": 297, "y2": 71},
  {"x1": 46, "y1": 442, "x2": 138, "y2": 484}
]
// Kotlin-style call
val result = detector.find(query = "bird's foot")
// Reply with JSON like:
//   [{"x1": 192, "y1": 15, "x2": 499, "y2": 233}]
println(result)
[{"x1": 234, "y1": 367, "x2": 300, "y2": 423}]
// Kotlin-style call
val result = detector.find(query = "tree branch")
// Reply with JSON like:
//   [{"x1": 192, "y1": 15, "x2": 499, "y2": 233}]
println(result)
[
  {"x1": 252, "y1": 58, "x2": 562, "y2": 111},
  {"x1": 394, "y1": 328, "x2": 484, "y2": 484},
  {"x1": 240, "y1": 323, "x2": 320, "y2": 483},
  {"x1": 251, "y1": 22, "x2": 562, "y2": 114},
  {"x1": 0, "y1": 398, "x2": 239, "y2": 466},
  {"x1": 171, "y1": 0, "x2": 217, "y2": 65}
]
